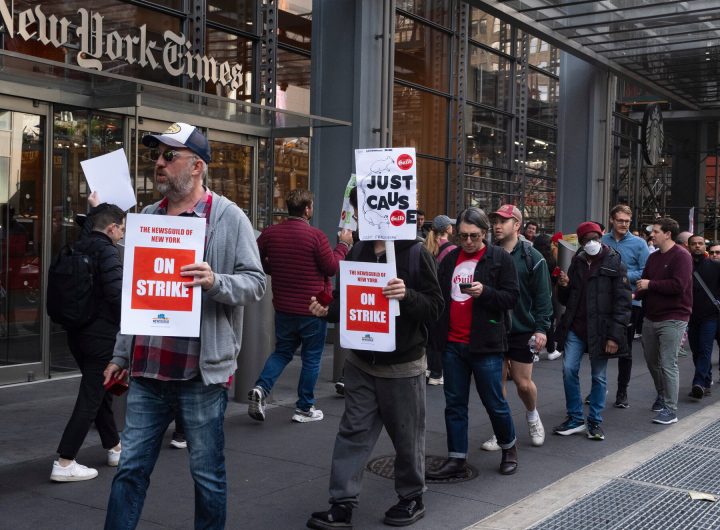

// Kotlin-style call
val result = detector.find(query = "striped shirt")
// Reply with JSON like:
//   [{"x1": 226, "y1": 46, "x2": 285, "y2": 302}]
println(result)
[{"x1": 131, "y1": 190, "x2": 212, "y2": 381}]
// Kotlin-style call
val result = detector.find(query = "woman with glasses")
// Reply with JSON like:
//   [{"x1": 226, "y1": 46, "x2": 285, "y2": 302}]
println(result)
[{"x1": 426, "y1": 207, "x2": 521, "y2": 480}]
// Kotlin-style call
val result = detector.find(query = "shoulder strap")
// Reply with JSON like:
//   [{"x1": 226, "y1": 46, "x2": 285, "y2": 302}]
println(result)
[
  {"x1": 521, "y1": 240, "x2": 536, "y2": 277},
  {"x1": 693, "y1": 270, "x2": 720, "y2": 312}
]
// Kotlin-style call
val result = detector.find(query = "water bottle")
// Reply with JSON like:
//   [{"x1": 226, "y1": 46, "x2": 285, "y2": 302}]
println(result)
[{"x1": 529, "y1": 335, "x2": 539, "y2": 363}]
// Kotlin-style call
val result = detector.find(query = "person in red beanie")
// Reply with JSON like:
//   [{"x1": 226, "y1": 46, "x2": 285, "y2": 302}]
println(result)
[{"x1": 554, "y1": 222, "x2": 632, "y2": 441}]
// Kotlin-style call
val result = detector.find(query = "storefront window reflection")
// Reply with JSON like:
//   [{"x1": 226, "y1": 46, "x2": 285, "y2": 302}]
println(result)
[
  {"x1": 205, "y1": 29, "x2": 255, "y2": 101},
  {"x1": 207, "y1": 141, "x2": 253, "y2": 213},
  {"x1": 395, "y1": 14, "x2": 451, "y2": 93},
  {"x1": 528, "y1": 71, "x2": 559, "y2": 127},
  {"x1": 393, "y1": 85, "x2": 448, "y2": 160},
  {"x1": 207, "y1": 0, "x2": 257, "y2": 31},
  {"x1": 272, "y1": 137, "x2": 309, "y2": 223},
  {"x1": 468, "y1": 45, "x2": 511, "y2": 112},
  {"x1": 397, "y1": 0, "x2": 451, "y2": 28},
  {"x1": 466, "y1": 107, "x2": 510, "y2": 169}
]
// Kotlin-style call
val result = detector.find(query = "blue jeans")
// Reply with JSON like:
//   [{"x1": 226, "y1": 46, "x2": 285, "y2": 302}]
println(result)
[
  {"x1": 255, "y1": 312, "x2": 327, "y2": 411},
  {"x1": 442, "y1": 342, "x2": 515, "y2": 458},
  {"x1": 105, "y1": 377, "x2": 228, "y2": 530},
  {"x1": 563, "y1": 331, "x2": 608, "y2": 424},
  {"x1": 688, "y1": 317, "x2": 718, "y2": 389}
]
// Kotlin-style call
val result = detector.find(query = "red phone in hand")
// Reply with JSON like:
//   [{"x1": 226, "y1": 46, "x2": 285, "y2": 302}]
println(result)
[
  {"x1": 315, "y1": 290, "x2": 333, "y2": 306},
  {"x1": 551, "y1": 266, "x2": 561, "y2": 278},
  {"x1": 104, "y1": 375, "x2": 128, "y2": 396}
]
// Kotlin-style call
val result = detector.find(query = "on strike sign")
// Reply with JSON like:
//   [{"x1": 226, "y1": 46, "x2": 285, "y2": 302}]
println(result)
[
  {"x1": 355, "y1": 147, "x2": 417, "y2": 241},
  {"x1": 121, "y1": 213, "x2": 206, "y2": 337},
  {"x1": 339, "y1": 261, "x2": 395, "y2": 352}
]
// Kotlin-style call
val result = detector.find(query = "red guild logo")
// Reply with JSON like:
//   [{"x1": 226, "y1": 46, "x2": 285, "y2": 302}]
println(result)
[
  {"x1": 390, "y1": 210, "x2": 406, "y2": 226},
  {"x1": 397, "y1": 154, "x2": 413, "y2": 170}
]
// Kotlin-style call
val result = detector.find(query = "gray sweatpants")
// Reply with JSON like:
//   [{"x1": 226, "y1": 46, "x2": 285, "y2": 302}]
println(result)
[
  {"x1": 328, "y1": 361, "x2": 426, "y2": 507},
  {"x1": 642, "y1": 318, "x2": 687, "y2": 412}
]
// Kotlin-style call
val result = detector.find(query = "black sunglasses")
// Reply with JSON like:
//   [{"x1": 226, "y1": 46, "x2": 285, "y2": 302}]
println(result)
[{"x1": 144, "y1": 149, "x2": 197, "y2": 163}]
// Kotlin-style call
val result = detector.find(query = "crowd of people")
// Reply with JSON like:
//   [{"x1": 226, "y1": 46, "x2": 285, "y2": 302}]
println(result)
[{"x1": 48, "y1": 121, "x2": 719, "y2": 529}]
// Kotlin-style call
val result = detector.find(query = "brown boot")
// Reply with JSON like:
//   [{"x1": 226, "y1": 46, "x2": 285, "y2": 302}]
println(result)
[
  {"x1": 500, "y1": 445, "x2": 518, "y2": 475},
  {"x1": 426, "y1": 457, "x2": 467, "y2": 480}
]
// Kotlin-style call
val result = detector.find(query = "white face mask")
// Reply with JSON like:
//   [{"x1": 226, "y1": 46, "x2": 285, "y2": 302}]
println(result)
[{"x1": 584, "y1": 239, "x2": 602, "y2": 256}]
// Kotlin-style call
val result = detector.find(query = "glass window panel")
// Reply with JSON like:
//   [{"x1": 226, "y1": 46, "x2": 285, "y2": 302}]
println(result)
[
  {"x1": 527, "y1": 71, "x2": 559, "y2": 127},
  {"x1": 526, "y1": 123, "x2": 557, "y2": 179},
  {"x1": 205, "y1": 29, "x2": 254, "y2": 101},
  {"x1": 396, "y1": 0, "x2": 451, "y2": 28},
  {"x1": 395, "y1": 15, "x2": 450, "y2": 93},
  {"x1": 207, "y1": 0, "x2": 257, "y2": 31},
  {"x1": 468, "y1": 45, "x2": 511, "y2": 111},
  {"x1": 278, "y1": 0, "x2": 312, "y2": 17},
  {"x1": 279, "y1": 8, "x2": 312, "y2": 52},
  {"x1": 393, "y1": 85, "x2": 449, "y2": 159},
  {"x1": 470, "y1": 8, "x2": 513, "y2": 55},
  {"x1": 206, "y1": 142, "x2": 253, "y2": 213},
  {"x1": 463, "y1": 166, "x2": 515, "y2": 211},
  {"x1": 529, "y1": 42, "x2": 559, "y2": 76},
  {"x1": 415, "y1": 157, "x2": 447, "y2": 221},
  {"x1": 276, "y1": 49, "x2": 311, "y2": 114},
  {"x1": 272, "y1": 137, "x2": 309, "y2": 223},
  {"x1": 465, "y1": 107, "x2": 510, "y2": 169}
]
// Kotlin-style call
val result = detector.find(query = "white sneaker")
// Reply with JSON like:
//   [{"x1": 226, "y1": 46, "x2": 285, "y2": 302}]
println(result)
[
  {"x1": 428, "y1": 375, "x2": 444, "y2": 385},
  {"x1": 528, "y1": 416, "x2": 545, "y2": 446},
  {"x1": 107, "y1": 447, "x2": 121, "y2": 467},
  {"x1": 291, "y1": 406, "x2": 324, "y2": 423},
  {"x1": 247, "y1": 387, "x2": 266, "y2": 421},
  {"x1": 50, "y1": 460, "x2": 98, "y2": 482},
  {"x1": 481, "y1": 435, "x2": 500, "y2": 451},
  {"x1": 547, "y1": 350, "x2": 562, "y2": 360}
]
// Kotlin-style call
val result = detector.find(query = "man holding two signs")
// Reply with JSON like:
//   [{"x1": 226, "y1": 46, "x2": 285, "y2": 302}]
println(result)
[{"x1": 103, "y1": 123, "x2": 266, "y2": 530}]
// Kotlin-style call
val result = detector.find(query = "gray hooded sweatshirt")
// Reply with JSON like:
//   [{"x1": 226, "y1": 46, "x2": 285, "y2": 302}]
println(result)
[{"x1": 111, "y1": 191, "x2": 266, "y2": 385}]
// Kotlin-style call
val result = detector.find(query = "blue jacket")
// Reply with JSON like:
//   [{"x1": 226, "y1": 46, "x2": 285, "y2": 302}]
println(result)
[{"x1": 601, "y1": 231, "x2": 649, "y2": 306}]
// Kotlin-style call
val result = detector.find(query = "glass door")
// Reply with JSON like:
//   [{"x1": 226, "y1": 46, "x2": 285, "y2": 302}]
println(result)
[{"x1": 0, "y1": 106, "x2": 46, "y2": 384}]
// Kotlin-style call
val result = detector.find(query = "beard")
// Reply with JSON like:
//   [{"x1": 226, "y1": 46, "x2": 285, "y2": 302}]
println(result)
[{"x1": 156, "y1": 170, "x2": 194, "y2": 201}]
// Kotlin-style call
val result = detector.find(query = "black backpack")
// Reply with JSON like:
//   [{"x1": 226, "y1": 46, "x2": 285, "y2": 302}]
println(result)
[{"x1": 46, "y1": 244, "x2": 99, "y2": 329}]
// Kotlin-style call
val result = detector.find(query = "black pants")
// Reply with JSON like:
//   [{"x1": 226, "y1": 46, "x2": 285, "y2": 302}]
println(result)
[
  {"x1": 617, "y1": 305, "x2": 643, "y2": 392},
  {"x1": 57, "y1": 333, "x2": 120, "y2": 460}
]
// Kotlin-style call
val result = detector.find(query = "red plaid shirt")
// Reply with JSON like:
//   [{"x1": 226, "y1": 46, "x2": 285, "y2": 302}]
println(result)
[{"x1": 131, "y1": 190, "x2": 212, "y2": 381}]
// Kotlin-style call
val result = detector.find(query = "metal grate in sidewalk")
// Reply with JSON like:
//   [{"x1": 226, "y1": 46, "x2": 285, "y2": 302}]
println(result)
[
  {"x1": 619, "y1": 488, "x2": 720, "y2": 530},
  {"x1": 529, "y1": 481, "x2": 662, "y2": 530},
  {"x1": 622, "y1": 444, "x2": 718, "y2": 487},
  {"x1": 685, "y1": 418, "x2": 720, "y2": 450}
]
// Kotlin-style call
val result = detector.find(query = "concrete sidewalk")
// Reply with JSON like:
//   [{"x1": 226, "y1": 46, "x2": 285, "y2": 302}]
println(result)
[{"x1": 1, "y1": 341, "x2": 717, "y2": 529}]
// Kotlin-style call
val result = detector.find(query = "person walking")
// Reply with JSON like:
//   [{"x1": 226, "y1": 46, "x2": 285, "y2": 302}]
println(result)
[
  {"x1": 247, "y1": 188, "x2": 353, "y2": 423},
  {"x1": 636, "y1": 217, "x2": 693, "y2": 425},
  {"x1": 103, "y1": 122, "x2": 266, "y2": 529},
  {"x1": 306, "y1": 196, "x2": 444, "y2": 528},
  {"x1": 426, "y1": 207, "x2": 520, "y2": 479},
  {"x1": 51, "y1": 200, "x2": 126, "y2": 482},
  {"x1": 601, "y1": 204, "x2": 649, "y2": 409},
  {"x1": 423, "y1": 214, "x2": 457, "y2": 385},
  {"x1": 553, "y1": 222, "x2": 632, "y2": 441}
]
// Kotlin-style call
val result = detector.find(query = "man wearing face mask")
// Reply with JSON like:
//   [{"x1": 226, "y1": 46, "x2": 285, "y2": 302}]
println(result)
[{"x1": 554, "y1": 222, "x2": 632, "y2": 441}]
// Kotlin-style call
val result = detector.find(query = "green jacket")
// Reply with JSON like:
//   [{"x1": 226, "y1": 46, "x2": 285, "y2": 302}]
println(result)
[{"x1": 507, "y1": 240, "x2": 553, "y2": 335}]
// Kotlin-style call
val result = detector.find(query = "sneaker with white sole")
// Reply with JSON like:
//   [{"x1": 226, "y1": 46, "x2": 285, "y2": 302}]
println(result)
[
  {"x1": 292, "y1": 406, "x2": 323, "y2": 423},
  {"x1": 528, "y1": 417, "x2": 545, "y2": 446},
  {"x1": 428, "y1": 375, "x2": 444, "y2": 386},
  {"x1": 107, "y1": 447, "x2": 121, "y2": 467},
  {"x1": 481, "y1": 434, "x2": 500, "y2": 451},
  {"x1": 247, "y1": 387, "x2": 266, "y2": 421},
  {"x1": 50, "y1": 460, "x2": 98, "y2": 482},
  {"x1": 546, "y1": 350, "x2": 562, "y2": 360},
  {"x1": 170, "y1": 432, "x2": 187, "y2": 449}
]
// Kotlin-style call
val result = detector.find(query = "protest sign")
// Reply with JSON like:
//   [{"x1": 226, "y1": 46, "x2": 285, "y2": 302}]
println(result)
[
  {"x1": 339, "y1": 260, "x2": 395, "y2": 352},
  {"x1": 121, "y1": 213, "x2": 206, "y2": 337},
  {"x1": 338, "y1": 174, "x2": 357, "y2": 231},
  {"x1": 354, "y1": 148, "x2": 417, "y2": 241},
  {"x1": 80, "y1": 148, "x2": 137, "y2": 211}
]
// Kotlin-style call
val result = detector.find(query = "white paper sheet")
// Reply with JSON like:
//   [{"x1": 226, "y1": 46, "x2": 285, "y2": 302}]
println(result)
[{"x1": 80, "y1": 148, "x2": 137, "y2": 211}]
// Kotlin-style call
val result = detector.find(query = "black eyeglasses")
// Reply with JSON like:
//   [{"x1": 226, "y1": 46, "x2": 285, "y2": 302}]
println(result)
[
  {"x1": 459, "y1": 232, "x2": 482, "y2": 241},
  {"x1": 143, "y1": 149, "x2": 197, "y2": 163},
  {"x1": 709, "y1": 250, "x2": 720, "y2": 255}
]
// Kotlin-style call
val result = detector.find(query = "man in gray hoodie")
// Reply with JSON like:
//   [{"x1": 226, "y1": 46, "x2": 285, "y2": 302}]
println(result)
[{"x1": 102, "y1": 123, "x2": 266, "y2": 530}]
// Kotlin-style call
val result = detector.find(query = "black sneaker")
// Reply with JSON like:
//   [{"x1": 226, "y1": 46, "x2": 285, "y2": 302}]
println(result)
[
  {"x1": 690, "y1": 384, "x2": 704, "y2": 400},
  {"x1": 170, "y1": 432, "x2": 187, "y2": 449},
  {"x1": 307, "y1": 504, "x2": 353, "y2": 529},
  {"x1": 383, "y1": 496, "x2": 425, "y2": 527},
  {"x1": 614, "y1": 390, "x2": 629, "y2": 409},
  {"x1": 553, "y1": 417, "x2": 587, "y2": 436},
  {"x1": 586, "y1": 421, "x2": 605, "y2": 440},
  {"x1": 335, "y1": 378, "x2": 345, "y2": 396},
  {"x1": 651, "y1": 395, "x2": 665, "y2": 412}
]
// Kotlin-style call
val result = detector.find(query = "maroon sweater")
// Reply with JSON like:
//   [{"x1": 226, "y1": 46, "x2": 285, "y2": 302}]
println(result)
[
  {"x1": 637, "y1": 244, "x2": 693, "y2": 322},
  {"x1": 257, "y1": 218, "x2": 349, "y2": 315}
]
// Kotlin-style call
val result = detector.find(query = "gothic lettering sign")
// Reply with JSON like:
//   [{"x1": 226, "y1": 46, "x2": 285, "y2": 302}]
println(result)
[{"x1": 0, "y1": 2, "x2": 244, "y2": 90}]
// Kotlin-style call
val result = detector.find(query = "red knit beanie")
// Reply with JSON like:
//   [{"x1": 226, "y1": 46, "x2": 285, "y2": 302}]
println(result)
[{"x1": 576, "y1": 222, "x2": 603, "y2": 242}]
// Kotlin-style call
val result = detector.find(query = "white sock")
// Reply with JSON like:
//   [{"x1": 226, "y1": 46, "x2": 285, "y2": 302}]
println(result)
[{"x1": 526, "y1": 409, "x2": 539, "y2": 422}]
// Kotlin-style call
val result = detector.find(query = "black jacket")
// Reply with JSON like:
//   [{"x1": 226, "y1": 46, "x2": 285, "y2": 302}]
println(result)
[
  {"x1": 557, "y1": 246, "x2": 632, "y2": 358},
  {"x1": 435, "y1": 243, "x2": 519, "y2": 355},
  {"x1": 691, "y1": 256, "x2": 720, "y2": 322},
  {"x1": 327, "y1": 239, "x2": 444, "y2": 365},
  {"x1": 69, "y1": 231, "x2": 123, "y2": 340}
]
